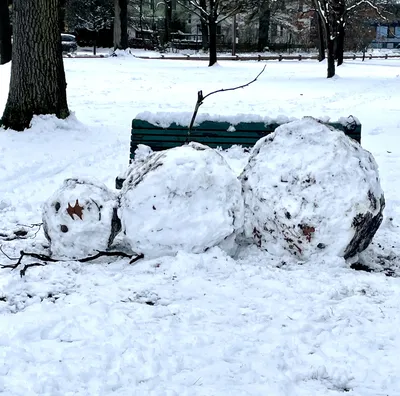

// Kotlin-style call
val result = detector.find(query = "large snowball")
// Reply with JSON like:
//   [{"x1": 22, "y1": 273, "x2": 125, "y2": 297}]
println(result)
[
  {"x1": 240, "y1": 118, "x2": 384, "y2": 260},
  {"x1": 119, "y1": 143, "x2": 244, "y2": 257},
  {"x1": 42, "y1": 178, "x2": 121, "y2": 258}
]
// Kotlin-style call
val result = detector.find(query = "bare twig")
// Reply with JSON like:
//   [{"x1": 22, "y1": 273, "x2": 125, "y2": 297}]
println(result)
[
  {"x1": 20, "y1": 263, "x2": 45, "y2": 277},
  {"x1": 0, "y1": 245, "x2": 17, "y2": 260},
  {"x1": 0, "y1": 249, "x2": 145, "y2": 277},
  {"x1": 188, "y1": 65, "x2": 266, "y2": 133},
  {"x1": 129, "y1": 253, "x2": 145, "y2": 264},
  {"x1": 78, "y1": 250, "x2": 134, "y2": 262}
]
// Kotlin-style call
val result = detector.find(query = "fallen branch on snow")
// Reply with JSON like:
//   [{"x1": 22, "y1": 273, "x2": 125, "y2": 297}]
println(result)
[{"x1": 0, "y1": 249, "x2": 144, "y2": 277}]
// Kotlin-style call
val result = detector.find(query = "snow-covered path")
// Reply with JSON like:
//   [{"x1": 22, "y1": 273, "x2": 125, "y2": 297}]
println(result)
[{"x1": 1, "y1": 56, "x2": 400, "y2": 395}]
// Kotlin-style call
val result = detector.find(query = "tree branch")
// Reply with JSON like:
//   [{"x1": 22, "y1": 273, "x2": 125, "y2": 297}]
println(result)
[
  {"x1": 216, "y1": 6, "x2": 242, "y2": 24},
  {"x1": 188, "y1": 65, "x2": 266, "y2": 133},
  {"x1": 176, "y1": 0, "x2": 209, "y2": 19},
  {"x1": 0, "y1": 249, "x2": 145, "y2": 277},
  {"x1": 345, "y1": 0, "x2": 386, "y2": 19}
]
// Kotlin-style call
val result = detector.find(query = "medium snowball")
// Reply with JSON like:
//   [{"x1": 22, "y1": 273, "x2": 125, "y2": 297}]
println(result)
[
  {"x1": 42, "y1": 178, "x2": 121, "y2": 258},
  {"x1": 240, "y1": 118, "x2": 384, "y2": 260},
  {"x1": 119, "y1": 143, "x2": 244, "y2": 257}
]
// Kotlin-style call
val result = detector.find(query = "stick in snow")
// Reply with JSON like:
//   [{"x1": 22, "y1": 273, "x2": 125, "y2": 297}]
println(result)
[{"x1": 188, "y1": 65, "x2": 266, "y2": 134}]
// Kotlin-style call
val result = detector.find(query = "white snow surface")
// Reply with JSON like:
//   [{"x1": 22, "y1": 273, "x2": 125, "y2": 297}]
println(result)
[
  {"x1": 42, "y1": 178, "x2": 120, "y2": 259},
  {"x1": 1, "y1": 57, "x2": 400, "y2": 395},
  {"x1": 241, "y1": 118, "x2": 383, "y2": 259},
  {"x1": 136, "y1": 110, "x2": 294, "y2": 128},
  {"x1": 136, "y1": 111, "x2": 361, "y2": 129},
  {"x1": 120, "y1": 143, "x2": 244, "y2": 257}
]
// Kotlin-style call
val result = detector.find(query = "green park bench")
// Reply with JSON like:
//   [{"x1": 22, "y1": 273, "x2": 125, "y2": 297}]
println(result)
[{"x1": 115, "y1": 115, "x2": 361, "y2": 189}]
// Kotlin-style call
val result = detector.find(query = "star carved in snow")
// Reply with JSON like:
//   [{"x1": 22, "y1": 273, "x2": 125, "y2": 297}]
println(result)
[{"x1": 66, "y1": 199, "x2": 84, "y2": 220}]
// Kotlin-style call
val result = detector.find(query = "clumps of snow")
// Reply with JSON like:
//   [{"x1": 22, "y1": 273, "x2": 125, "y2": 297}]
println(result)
[
  {"x1": 135, "y1": 111, "x2": 295, "y2": 129},
  {"x1": 134, "y1": 111, "x2": 356, "y2": 131},
  {"x1": 337, "y1": 115, "x2": 361, "y2": 127},
  {"x1": 28, "y1": 113, "x2": 83, "y2": 133},
  {"x1": 111, "y1": 49, "x2": 134, "y2": 57},
  {"x1": 119, "y1": 142, "x2": 244, "y2": 258},
  {"x1": 133, "y1": 144, "x2": 153, "y2": 162},
  {"x1": 240, "y1": 118, "x2": 384, "y2": 260},
  {"x1": 0, "y1": 198, "x2": 11, "y2": 211},
  {"x1": 42, "y1": 178, "x2": 121, "y2": 259}
]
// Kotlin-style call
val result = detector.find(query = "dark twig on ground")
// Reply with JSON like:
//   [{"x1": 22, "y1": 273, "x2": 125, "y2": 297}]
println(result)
[
  {"x1": 0, "y1": 249, "x2": 144, "y2": 277},
  {"x1": 188, "y1": 65, "x2": 266, "y2": 134}
]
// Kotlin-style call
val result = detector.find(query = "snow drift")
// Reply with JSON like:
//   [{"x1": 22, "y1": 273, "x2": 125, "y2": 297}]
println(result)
[
  {"x1": 42, "y1": 178, "x2": 121, "y2": 258},
  {"x1": 119, "y1": 142, "x2": 244, "y2": 257},
  {"x1": 240, "y1": 118, "x2": 384, "y2": 260}
]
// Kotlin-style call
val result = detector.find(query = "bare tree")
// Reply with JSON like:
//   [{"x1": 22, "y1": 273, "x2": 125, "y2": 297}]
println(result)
[
  {"x1": 243, "y1": 0, "x2": 301, "y2": 52},
  {"x1": 0, "y1": 0, "x2": 12, "y2": 64},
  {"x1": 177, "y1": 0, "x2": 244, "y2": 66},
  {"x1": 1, "y1": 0, "x2": 69, "y2": 131},
  {"x1": 313, "y1": 0, "x2": 383, "y2": 77},
  {"x1": 66, "y1": 0, "x2": 114, "y2": 55}
]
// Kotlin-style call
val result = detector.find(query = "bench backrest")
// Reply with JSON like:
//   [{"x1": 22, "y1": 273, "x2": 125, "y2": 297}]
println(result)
[{"x1": 129, "y1": 118, "x2": 361, "y2": 162}]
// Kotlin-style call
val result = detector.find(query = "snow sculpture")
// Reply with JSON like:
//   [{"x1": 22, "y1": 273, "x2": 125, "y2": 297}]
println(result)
[
  {"x1": 240, "y1": 118, "x2": 385, "y2": 260},
  {"x1": 42, "y1": 178, "x2": 121, "y2": 258},
  {"x1": 119, "y1": 142, "x2": 244, "y2": 258}
]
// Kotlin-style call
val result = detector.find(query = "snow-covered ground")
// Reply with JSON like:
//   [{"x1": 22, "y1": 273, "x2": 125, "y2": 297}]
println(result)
[{"x1": 1, "y1": 56, "x2": 400, "y2": 395}]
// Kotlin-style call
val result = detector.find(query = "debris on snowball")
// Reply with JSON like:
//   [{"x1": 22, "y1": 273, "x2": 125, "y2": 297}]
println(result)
[
  {"x1": 42, "y1": 178, "x2": 121, "y2": 259},
  {"x1": 240, "y1": 118, "x2": 385, "y2": 260},
  {"x1": 119, "y1": 142, "x2": 244, "y2": 258}
]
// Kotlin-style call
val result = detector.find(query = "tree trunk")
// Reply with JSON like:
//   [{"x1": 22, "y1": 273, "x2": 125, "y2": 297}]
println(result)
[
  {"x1": 59, "y1": 0, "x2": 66, "y2": 33},
  {"x1": 258, "y1": 2, "x2": 271, "y2": 52},
  {"x1": 164, "y1": 0, "x2": 172, "y2": 44},
  {"x1": 316, "y1": 12, "x2": 325, "y2": 62},
  {"x1": 200, "y1": 0, "x2": 208, "y2": 50},
  {"x1": 333, "y1": 0, "x2": 345, "y2": 66},
  {"x1": 120, "y1": 0, "x2": 128, "y2": 49},
  {"x1": 201, "y1": 21, "x2": 209, "y2": 50},
  {"x1": 114, "y1": 0, "x2": 128, "y2": 50},
  {"x1": 1, "y1": 0, "x2": 69, "y2": 131},
  {"x1": 0, "y1": 0, "x2": 12, "y2": 65},
  {"x1": 336, "y1": 22, "x2": 345, "y2": 66},
  {"x1": 327, "y1": 37, "x2": 335, "y2": 78},
  {"x1": 114, "y1": 0, "x2": 121, "y2": 49},
  {"x1": 208, "y1": 17, "x2": 217, "y2": 66}
]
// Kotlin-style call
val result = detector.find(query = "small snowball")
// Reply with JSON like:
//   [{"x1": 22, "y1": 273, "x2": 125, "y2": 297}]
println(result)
[{"x1": 42, "y1": 178, "x2": 121, "y2": 259}]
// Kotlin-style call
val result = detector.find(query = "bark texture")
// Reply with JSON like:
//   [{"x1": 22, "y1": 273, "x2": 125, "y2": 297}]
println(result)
[
  {"x1": 257, "y1": 2, "x2": 271, "y2": 52},
  {"x1": 316, "y1": 13, "x2": 325, "y2": 62},
  {"x1": 1, "y1": 0, "x2": 69, "y2": 131},
  {"x1": 200, "y1": 0, "x2": 208, "y2": 50},
  {"x1": 327, "y1": 37, "x2": 335, "y2": 78},
  {"x1": 164, "y1": 0, "x2": 172, "y2": 44},
  {"x1": 208, "y1": 17, "x2": 217, "y2": 66},
  {"x1": 208, "y1": 0, "x2": 217, "y2": 67},
  {"x1": 0, "y1": 0, "x2": 12, "y2": 65},
  {"x1": 114, "y1": 0, "x2": 122, "y2": 49},
  {"x1": 335, "y1": 24, "x2": 345, "y2": 66}
]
